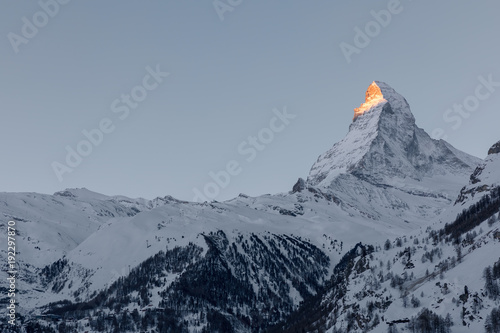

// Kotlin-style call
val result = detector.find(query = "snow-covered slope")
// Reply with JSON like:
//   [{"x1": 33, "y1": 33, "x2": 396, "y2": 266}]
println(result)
[
  {"x1": 22, "y1": 190, "x2": 414, "y2": 310},
  {"x1": 0, "y1": 188, "x2": 176, "y2": 268},
  {"x1": 0, "y1": 187, "x2": 181, "y2": 317},
  {"x1": 277, "y1": 210, "x2": 500, "y2": 333}
]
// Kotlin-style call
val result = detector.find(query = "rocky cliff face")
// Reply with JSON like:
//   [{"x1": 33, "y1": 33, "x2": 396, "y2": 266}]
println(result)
[
  {"x1": 456, "y1": 140, "x2": 500, "y2": 204},
  {"x1": 488, "y1": 141, "x2": 500, "y2": 155}
]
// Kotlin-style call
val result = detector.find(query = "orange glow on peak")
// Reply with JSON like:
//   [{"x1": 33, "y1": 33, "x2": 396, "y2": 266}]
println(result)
[{"x1": 353, "y1": 82, "x2": 385, "y2": 121}]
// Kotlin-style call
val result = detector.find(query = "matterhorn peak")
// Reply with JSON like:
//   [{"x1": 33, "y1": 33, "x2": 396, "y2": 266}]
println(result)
[
  {"x1": 353, "y1": 81, "x2": 385, "y2": 121},
  {"x1": 308, "y1": 81, "x2": 414, "y2": 187},
  {"x1": 307, "y1": 81, "x2": 480, "y2": 190},
  {"x1": 352, "y1": 81, "x2": 412, "y2": 122}
]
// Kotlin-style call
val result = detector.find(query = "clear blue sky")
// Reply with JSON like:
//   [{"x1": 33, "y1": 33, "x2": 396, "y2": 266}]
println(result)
[{"x1": 2, "y1": 1, "x2": 500, "y2": 201}]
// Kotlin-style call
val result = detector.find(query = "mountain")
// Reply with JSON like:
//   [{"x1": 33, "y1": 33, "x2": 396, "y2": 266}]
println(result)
[
  {"x1": 306, "y1": 81, "x2": 481, "y2": 225},
  {"x1": 1, "y1": 82, "x2": 498, "y2": 333},
  {"x1": 309, "y1": 81, "x2": 479, "y2": 187}
]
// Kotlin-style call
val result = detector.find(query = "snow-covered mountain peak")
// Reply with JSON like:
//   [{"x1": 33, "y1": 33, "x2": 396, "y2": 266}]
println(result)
[
  {"x1": 352, "y1": 81, "x2": 413, "y2": 123},
  {"x1": 353, "y1": 81, "x2": 385, "y2": 121},
  {"x1": 304, "y1": 81, "x2": 481, "y2": 225},
  {"x1": 308, "y1": 81, "x2": 420, "y2": 188},
  {"x1": 308, "y1": 81, "x2": 479, "y2": 189}
]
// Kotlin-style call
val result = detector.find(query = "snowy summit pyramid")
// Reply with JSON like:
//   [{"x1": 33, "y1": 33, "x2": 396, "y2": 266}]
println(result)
[
  {"x1": 352, "y1": 81, "x2": 387, "y2": 121},
  {"x1": 305, "y1": 81, "x2": 481, "y2": 223},
  {"x1": 308, "y1": 81, "x2": 479, "y2": 188}
]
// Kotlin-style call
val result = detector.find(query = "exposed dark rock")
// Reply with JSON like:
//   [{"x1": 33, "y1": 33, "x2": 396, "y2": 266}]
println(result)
[
  {"x1": 488, "y1": 141, "x2": 500, "y2": 155},
  {"x1": 292, "y1": 178, "x2": 306, "y2": 193}
]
